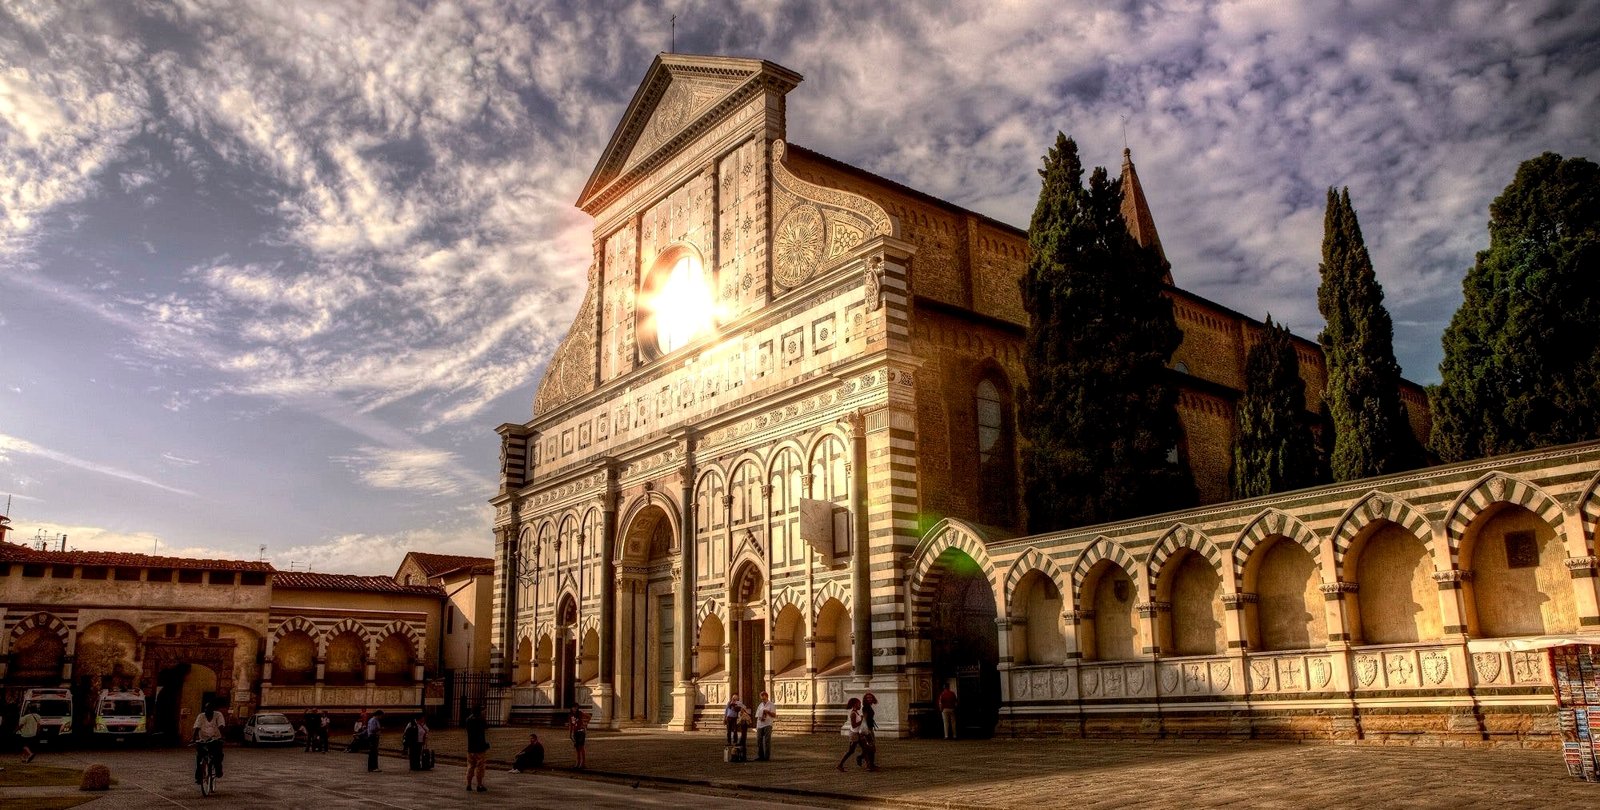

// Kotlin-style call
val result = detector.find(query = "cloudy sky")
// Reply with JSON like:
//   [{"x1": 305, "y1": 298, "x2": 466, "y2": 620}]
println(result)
[{"x1": 1, "y1": 1, "x2": 1594, "y2": 574}]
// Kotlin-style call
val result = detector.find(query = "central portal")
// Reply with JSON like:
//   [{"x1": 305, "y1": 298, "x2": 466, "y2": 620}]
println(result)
[
  {"x1": 616, "y1": 503, "x2": 679, "y2": 726},
  {"x1": 729, "y1": 562, "x2": 766, "y2": 702}
]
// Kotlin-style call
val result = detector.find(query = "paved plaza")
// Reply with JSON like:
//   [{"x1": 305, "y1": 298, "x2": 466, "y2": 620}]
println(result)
[{"x1": 3, "y1": 729, "x2": 1594, "y2": 809}]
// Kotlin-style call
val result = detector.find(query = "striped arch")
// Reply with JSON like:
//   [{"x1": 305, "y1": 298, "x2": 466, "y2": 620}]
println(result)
[
  {"x1": 1003, "y1": 547, "x2": 1067, "y2": 616},
  {"x1": 1445, "y1": 472, "x2": 1566, "y2": 565},
  {"x1": 908, "y1": 518, "x2": 997, "y2": 629},
  {"x1": 7, "y1": 612, "x2": 72, "y2": 655},
  {"x1": 1070, "y1": 536, "x2": 1138, "y2": 601},
  {"x1": 1146, "y1": 523, "x2": 1223, "y2": 592},
  {"x1": 813, "y1": 578, "x2": 851, "y2": 624},
  {"x1": 577, "y1": 613, "x2": 600, "y2": 639},
  {"x1": 1331, "y1": 491, "x2": 1435, "y2": 575},
  {"x1": 693, "y1": 461, "x2": 728, "y2": 493},
  {"x1": 324, "y1": 618, "x2": 370, "y2": 658},
  {"x1": 615, "y1": 489, "x2": 682, "y2": 564},
  {"x1": 696, "y1": 597, "x2": 721, "y2": 625},
  {"x1": 268, "y1": 616, "x2": 318, "y2": 654},
  {"x1": 1233, "y1": 508, "x2": 1322, "y2": 582},
  {"x1": 374, "y1": 619, "x2": 424, "y2": 660},
  {"x1": 771, "y1": 584, "x2": 803, "y2": 615},
  {"x1": 1581, "y1": 471, "x2": 1600, "y2": 557}
]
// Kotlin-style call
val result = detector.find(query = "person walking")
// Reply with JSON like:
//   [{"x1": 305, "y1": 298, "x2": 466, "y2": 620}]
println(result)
[
  {"x1": 754, "y1": 691, "x2": 777, "y2": 761},
  {"x1": 565, "y1": 705, "x2": 589, "y2": 770},
  {"x1": 364, "y1": 710, "x2": 384, "y2": 772},
  {"x1": 836, "y1": 698, "x2": 865, "y2": 771},
  {"x1": 938, "y1": 684, "x2": 959, "y2": 740},
  {"x1": 858, "y1": 692, "x2": 879, "y2": 771},
  {"x1": 510, "y1": 732, "x2": 544, "y2": 772},
  {"x1": 191, "y1": 700, "x2": 227, "y2": 783},
  {"x1": 16, "y1": 704, "x2": 41, "y2": 763},
  {"x1": 465, "y1": 707, "x2": 489, "y2": 791}
]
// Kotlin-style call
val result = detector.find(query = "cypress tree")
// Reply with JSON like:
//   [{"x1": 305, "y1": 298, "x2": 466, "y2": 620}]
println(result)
[
  {"x1": 1020, "y1": 133, "x2": 1195, "y2": 532},
  {"x1": 1316, "y1": 188, "x2": 1423, "y2": 481},
  {"x1": 1431, "y1": 153, "x2": 1600, "y2": 460},
  {"x1": 1232, "y1": 316, "x2": 1322, "y2": 498}
]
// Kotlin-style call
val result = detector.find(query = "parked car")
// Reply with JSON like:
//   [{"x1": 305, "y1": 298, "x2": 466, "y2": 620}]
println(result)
[{"x1": 242, "y1": 712, "x2": 296, "y2": 746}]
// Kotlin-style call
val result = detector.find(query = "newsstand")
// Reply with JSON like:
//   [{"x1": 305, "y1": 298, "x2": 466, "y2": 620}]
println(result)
[{"x1": 1551, "y1": 643, "x2": 1600, "y2": 782}]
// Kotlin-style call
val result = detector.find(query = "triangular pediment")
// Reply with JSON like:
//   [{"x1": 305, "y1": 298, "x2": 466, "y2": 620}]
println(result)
[{"x1": 577, "y1": 54, "x2": 801, "y2": 213}]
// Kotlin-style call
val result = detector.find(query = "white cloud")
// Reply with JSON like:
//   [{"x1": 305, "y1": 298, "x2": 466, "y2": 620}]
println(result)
[
  {"x1": 331, "y1": 445, "x2": 473, "y2": 496},
  {"x1": 7, "y1": 519, "x2": 239, "y2": 561},
  {"x1": 0, "y1": 432, "x2": 195, "y2": 497},
  {"x1": 273, "y1": 523, "x2": 491, "y2": 576}
]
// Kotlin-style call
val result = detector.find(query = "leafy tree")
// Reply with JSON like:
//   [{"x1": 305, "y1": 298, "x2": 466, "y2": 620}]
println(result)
[
  {"x1": 1020, "y1": 133, "x2": 1195, "y2": 532},
  {"x1": 1432, "y1": 153, "x2": 1600, "y2": 460},
  {"x1": 1232, "y1": 317, "x2": 1322, "y2": 497},
  {"x1": 1316, "y1": 188, "x2": 1423, "y2": 481}
]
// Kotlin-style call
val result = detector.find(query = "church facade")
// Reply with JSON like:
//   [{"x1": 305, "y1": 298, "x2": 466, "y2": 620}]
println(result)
[{"x1": 489, "y1": 54, "x2": 1600, "y2": 742}]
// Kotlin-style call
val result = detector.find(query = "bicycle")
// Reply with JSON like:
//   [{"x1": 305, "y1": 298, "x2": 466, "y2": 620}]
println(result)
[{"x1": 191, "y1": 740, "x2": 220, "y2": 796}]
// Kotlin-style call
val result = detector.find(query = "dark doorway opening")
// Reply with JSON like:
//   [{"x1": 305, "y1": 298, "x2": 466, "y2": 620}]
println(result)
[{"x1": 929, "y1": 550, "x2": 1000, "y2": 738}]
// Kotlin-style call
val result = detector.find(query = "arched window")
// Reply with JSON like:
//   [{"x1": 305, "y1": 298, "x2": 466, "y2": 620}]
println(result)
[{"x1": 974, "y1": 371, "x2": 1018, "y2": 528}]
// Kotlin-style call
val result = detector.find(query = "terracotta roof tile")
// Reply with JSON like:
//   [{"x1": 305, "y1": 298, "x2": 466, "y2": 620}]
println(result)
[
  {"x1": 0, "y1": 541, "x2": 273, "y2": 572},
  {"x1": 402, "y1": 551, "x2": 494, "y2": 578},
  {"x1": 273, "y1": 570, "x2": 443, "y2": 596}
]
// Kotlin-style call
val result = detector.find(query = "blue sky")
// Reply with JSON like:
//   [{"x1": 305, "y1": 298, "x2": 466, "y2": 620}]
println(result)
[{"x1": 1, "y1": 1, "x2": 1595, "y2": 573}]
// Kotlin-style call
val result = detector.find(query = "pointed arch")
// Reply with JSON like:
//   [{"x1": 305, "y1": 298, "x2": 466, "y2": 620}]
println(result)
[
  {"x1": 1581, "y1": 470, "x2": 1600, "y2": 557},
  {"x1": 266, "y1": 616, "x2": 317, "y2": 657},
  {"x1": 771, "y1": 584, "x2": 803, "y2": 615},
  {"x1": 813, "y1": 578, "x2": 850, "y2": 624},
  {"x1": 909, "y1": 518, "x2": 997, "y2": 629},
  {"x1": 696, "y1": 596, "x2": 721, "y2": 625},
  {"x1": 1070, "y1": 536, "x2": 1138, "y2": 599},
  {"x1": 1233, "y1": 508, "x2": 1322, "y2": 582},
  {"x1": 324, "y1": 618, "x2": 370, "y2": 656},
  {"x1": 1003, "y1": 547, "x2": 1067, "y2": 616},
  {"x1": 1445, "y1": 472, "x2": 1566, "y2": 566},
  {"x1": 375, "y1": 619, "x2": 424, "y2": 660},
  {"x1": 1146, "y1": 523, "x2": 1222, "y2": 591},
  {"x1": 1331, "y1": 491, "x2": 1435, "y2": 574}
]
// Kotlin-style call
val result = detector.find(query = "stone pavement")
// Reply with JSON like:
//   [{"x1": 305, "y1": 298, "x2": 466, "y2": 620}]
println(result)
[
  {"x1": 387, "y1": 726, "x2": 1597, "y2": 808},
  {"x1": 0, "y1": 746, "x2": 828, "y2": 809}
]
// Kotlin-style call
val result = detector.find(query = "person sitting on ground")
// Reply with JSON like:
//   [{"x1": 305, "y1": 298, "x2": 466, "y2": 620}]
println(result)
[{"x1": 510, "y1": 732, "x2": 544, "y2": 772}]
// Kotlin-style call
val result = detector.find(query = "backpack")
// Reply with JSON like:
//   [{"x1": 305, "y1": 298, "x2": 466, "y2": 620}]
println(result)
[{"x1": 402, "y1": 722, "x2": 418, "y2": 747}]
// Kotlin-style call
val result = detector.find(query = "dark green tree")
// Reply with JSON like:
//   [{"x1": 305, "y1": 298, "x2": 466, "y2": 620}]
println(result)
[
  {"x1": 1232, "y1": 316, "x2": 1322, "y2": 498},
  {"x1": 1431, "y1": 153, "x2": 1600, "y2": 460},
  {"x1": 1020, "y1": 133, "x2": 1195, "y2": 532},
  {"x1": 1316, "y1": 188, "x2": 1423, "y2": 481}
]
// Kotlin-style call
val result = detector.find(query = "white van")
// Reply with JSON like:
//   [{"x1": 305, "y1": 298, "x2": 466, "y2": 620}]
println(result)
[
  {"x1": 93, "y1": 689, "x2": 148, "y2": 742},
  {"x1": 20, "y1": 687, "x2": 74, "y2": 745}
]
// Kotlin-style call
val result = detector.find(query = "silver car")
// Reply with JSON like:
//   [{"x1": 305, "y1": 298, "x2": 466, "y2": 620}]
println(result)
[{"x1": 242, "y1": 712, "x2": 297, "y2": 746}]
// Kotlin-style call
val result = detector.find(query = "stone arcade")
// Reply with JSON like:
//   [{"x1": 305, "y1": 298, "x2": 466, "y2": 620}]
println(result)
[{"x1": 490, "y1": 54, "x2": 1600, "y2": 742}]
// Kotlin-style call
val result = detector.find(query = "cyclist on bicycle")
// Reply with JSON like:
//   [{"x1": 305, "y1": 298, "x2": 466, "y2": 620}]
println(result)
[{"x1": 191, "y1": 700, "x2": 227, "y2": 783}]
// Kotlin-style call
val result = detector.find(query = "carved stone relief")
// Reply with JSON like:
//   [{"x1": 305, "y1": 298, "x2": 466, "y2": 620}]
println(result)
[{"x1": 768, "y1": 140, "x2": 895, "y2": 292}]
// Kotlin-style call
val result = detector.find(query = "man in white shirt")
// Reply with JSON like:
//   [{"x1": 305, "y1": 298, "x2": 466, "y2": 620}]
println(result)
[
  {"x1": 191, "y1": 701, "x2": 227, "y2": 782},
  {"x1": 754, "y1": 691, "x2": 777, "y2": 761}
]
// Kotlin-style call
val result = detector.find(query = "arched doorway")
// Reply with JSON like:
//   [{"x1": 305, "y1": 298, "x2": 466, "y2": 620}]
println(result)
[
  {"x1": 141, "y1": 624, "x2": 243, "y2": 741},
  {"x1": 615, "y1": 502, "x2": 678, "y2": 726},
  {"x1": 928, "y1": 549, "x2": 999, "y2": 738},
  {"x1": 729, "y1": 561, "x2": 766, "y2": 702},
  {"x1": 152, "y1": 663, "x2": 218, "y2": 740},
  {"x1": 555, "y1": 595, "x2": 578, "y2": 709}
]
